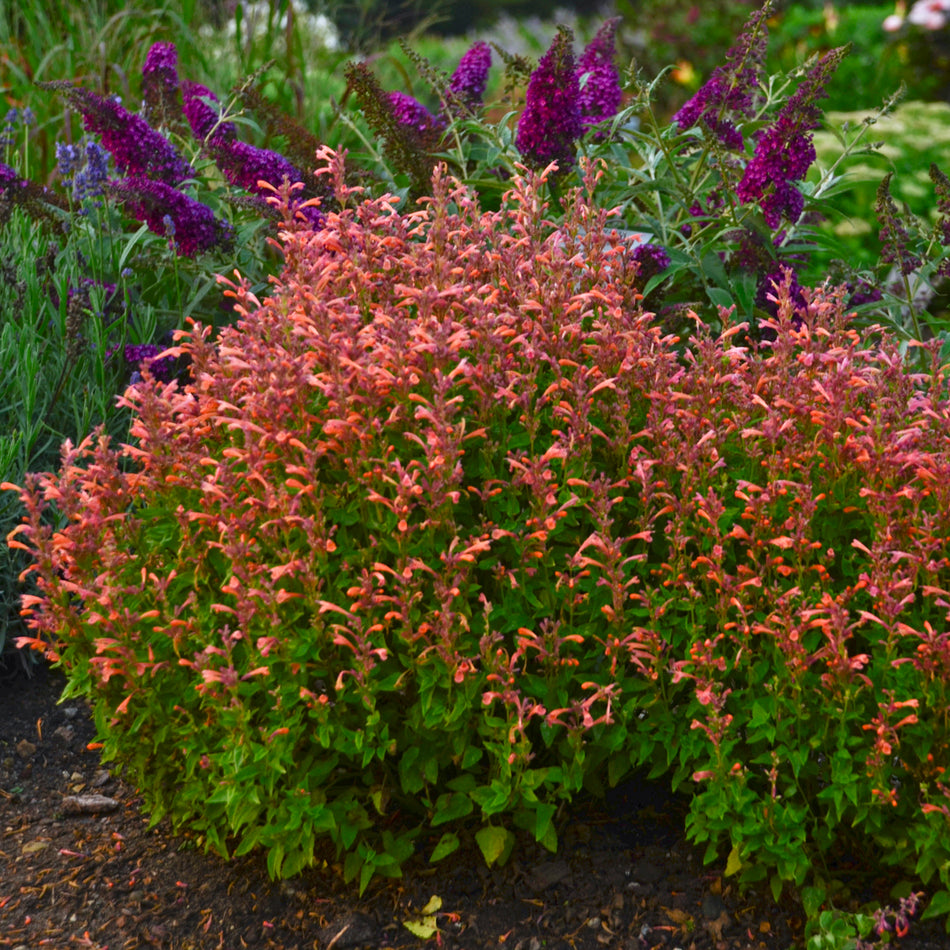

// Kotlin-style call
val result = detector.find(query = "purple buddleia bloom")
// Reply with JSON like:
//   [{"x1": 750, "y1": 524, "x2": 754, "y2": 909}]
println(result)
[
  {"x1": 113, "y1": 177, "x2": 233, "y2": 257},
  {"x1": 125, "y1": 343, "x2": 175, "y2": 382},
  {"x1": 141, "y1": 42, "x2": 180, "y2": 127},
  {"x1": 516, "y1": 28, "x2": 583, "y2": 172},
  {"x1": 0, "y1": 160, "x2": 69, "y2": 219},
  {"x1": 674, "y1": 4, "x2": 769, "y2": 150},
  {"x1": 736, "y1": 46, "x2": 846, "y2": 228},
  {"x1": 448, "y1": 41, "x2": 491, "y2": 114},
  {"x1": 386, "y1": 91, "x2": 446, "y2": 145},
  {"x1": 875, "y1": 173, "x2": 922, "y2": 276},
  {"x1": 210, "y1": 139, "x2": 324, "y2": 228},
  {"x1": 0, "y1": 162, "x2": 20, "y2": 187},
  {"x1": 630, "y1": 242, "x2": 670, "y2": 286},
  {"x1": 577, "y1": 18, "x2": 622, "y2": 132},
  {"x1": 65, "y1": 86, "x2": 194, "y2": 186},
  {"x1": 848, "y1": 277, "x2": 883, "y2": 307},
  {"x1": 182, "y1": 81, "x2": 236, "y2": 144}
]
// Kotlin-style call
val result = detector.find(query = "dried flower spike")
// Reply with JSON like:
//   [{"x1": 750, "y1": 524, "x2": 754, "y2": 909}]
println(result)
[{"x1": 875, "y1": 173, "x2": 922, "y2": 277}]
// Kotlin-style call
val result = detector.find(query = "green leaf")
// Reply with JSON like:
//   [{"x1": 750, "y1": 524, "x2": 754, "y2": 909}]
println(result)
[
  {"x1": 475, "y1": 825, "x2": 514, "y2": 867},
  {"x1": 921, "y1": 888, "x2": 950, "y2": 921},
  {"x1": 430, "y1": 832, "x2": 460, "y2": 863},
  {"x1": 706, "y1": 287, "x2": 735, "y2": 311},
  {"x1": 770, "y1": 873, "x2": 783, "y2": 903},
  {"x1": 267, "y1": 843, "x2": 285, "y2": 879},
  {"x1": 431, "y1": 790, "x2": 473, "y2": 826},
  {"x1": 724, "y1": 845, "x2": 742, "y2": 877},
  {"x1": 538, "y1": 820, "x2": 558, "y2": 853},
  {"x1": 534, "y1": 802, "x2": 557, "y2": 844}
]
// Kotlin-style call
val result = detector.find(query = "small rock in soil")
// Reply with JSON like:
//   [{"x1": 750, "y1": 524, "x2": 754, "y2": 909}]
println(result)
[
  {"x1": 16, "y1": 739, "x2": 36, "y2": 759},
  {"x1": 628, "y1": 857, "x2": 662, "y2": 883},
  {"x1": 701, "y1": 892, "x2": 727, "y2": 918},
  {"x1": 317, "y1": 912, "x2": 377, "y2": 948},
  {"x1": 61, "y1": 793, "x2": 119, "y2": 814},
  {"x1": 527, "y1": 858, "x2": 571, "y2": 892}
]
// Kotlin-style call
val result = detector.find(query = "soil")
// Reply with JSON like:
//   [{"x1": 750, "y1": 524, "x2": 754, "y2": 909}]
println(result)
[{"x1": 1, "y1": 658, "x2": 946, "y2": 950}]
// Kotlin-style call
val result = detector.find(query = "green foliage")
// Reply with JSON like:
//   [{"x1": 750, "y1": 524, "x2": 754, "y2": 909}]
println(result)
[
  {"x1": 812, "y1": 99, "x2": 950, "y2": 269},
  {"x1": 766, "y1": 3, "x2": 943, "y2": 111}
]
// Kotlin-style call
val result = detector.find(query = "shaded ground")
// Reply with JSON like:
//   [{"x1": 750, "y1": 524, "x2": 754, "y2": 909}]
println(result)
[{"x1": 0, "y1": 659, "x2": 944, "y2": 950}]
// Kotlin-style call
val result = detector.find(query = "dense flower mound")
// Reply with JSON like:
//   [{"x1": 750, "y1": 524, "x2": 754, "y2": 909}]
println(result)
[{"x1": 10, "y1": 152, "x2": 950, "y2": 918}]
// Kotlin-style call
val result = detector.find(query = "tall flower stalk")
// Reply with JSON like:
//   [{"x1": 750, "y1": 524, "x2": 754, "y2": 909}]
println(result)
[{"x1": 515, "y1": 27, "x2": 583, "y2": 174}]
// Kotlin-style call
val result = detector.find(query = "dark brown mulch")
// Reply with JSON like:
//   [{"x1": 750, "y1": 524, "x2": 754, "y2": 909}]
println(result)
[{"x1": 0, "y1": 658, "x2": 944, "y2": 950}]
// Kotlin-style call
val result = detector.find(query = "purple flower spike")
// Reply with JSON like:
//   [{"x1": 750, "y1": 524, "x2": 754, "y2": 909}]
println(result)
[
  {"x1": 386, "y1": 91, "x2": 446, "y2": 143},
  {"x1": 0, "y1": 162, "x2": 19, "y2": 187},
  {"x1": 182, "y1": 81, "x2": 236, "y2": 144},
  {"x1": 125, "y1": 343, "x2": 175, "y2": 383},
  {"x1": 516, "y1": 28, "x2": 583, "y2": 173},
  {"x1": 449, "y1": 41, "x2": 492, "y2": 113},
  {"x1": 113, "y1": 177, "x2": 233, "y2": 257},
  {"x1": 66, "y1": 87, "x2": 194, "y2": 186},
  {"x1": 211, "y1": 139, "x2": 324, "y2": 228},
  {"x1": 736, "y1": 46, "x2": 846, "y2": 228},
  {"x1": 142, "y1": 42, "x2": 180, "y2": 125},
  {"x1": 631, "y1": 242, "x2": 671, "y2": 285},
  {"x1": 673, "y1": 4, "x2": 769, "y2": 150},
  {"x1": 577, "y1": 18, "x2": 622, "y2": 132}
]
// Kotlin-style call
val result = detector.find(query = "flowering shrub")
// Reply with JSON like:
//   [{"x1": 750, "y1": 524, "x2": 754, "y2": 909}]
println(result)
[{"x1": 10, "y1": 151, "x2": 950, "y2": 931}]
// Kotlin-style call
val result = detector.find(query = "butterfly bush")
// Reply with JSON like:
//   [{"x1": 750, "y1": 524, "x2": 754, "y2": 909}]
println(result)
[
  {"x1": 673, "y1": 4, "x2": 768, "y2": 150},
  {"x1": 63, "y1": 86, "x2": 195, "y2": 186},
  {"x1": 515, "y1": 28, "x2": 583, "y2": 172},
  {"x1": 141, "y1": 41, "x2": 182, "y2": 130},
  {"x1": 112, "y1": 177, "x2": 234, "y2": 257},
  {"x1": 736, "y1": 46, "x2": 846, "y2": 227},
  {"x1": 576, "y1": 18, "x2": 623, "y2": 132},
  {"x1": 448, "y1": 41, "x2": 492, "y2": 113}
]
